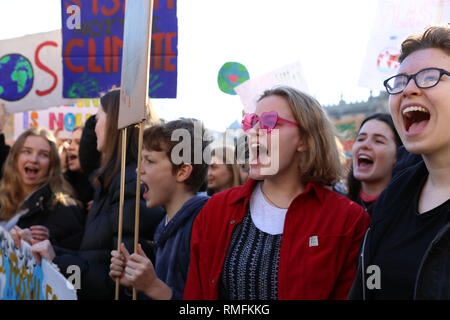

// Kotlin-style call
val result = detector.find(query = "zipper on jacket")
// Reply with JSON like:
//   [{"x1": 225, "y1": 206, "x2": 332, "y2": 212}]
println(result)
[
  {"x1": 413, "y1": 222, "x2": 450, "y2": 299},
  {"x1": 360, "y1": 227, "x2": 370, "y2": 300}
]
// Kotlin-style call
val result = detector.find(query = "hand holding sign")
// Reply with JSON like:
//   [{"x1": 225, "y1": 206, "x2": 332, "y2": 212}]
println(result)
[
  {"x1": 109, "y1": 243, "x2": 132, "y2": 288},
  {"x1": 123, "y1": 243, "x2": 172, "y2": 299},
  {"x1": 31, "y1": 239, "x2": 56, "y2": 266},
  {"x1": 9, "y1": 226, "x2": 33, "y2": 247}
]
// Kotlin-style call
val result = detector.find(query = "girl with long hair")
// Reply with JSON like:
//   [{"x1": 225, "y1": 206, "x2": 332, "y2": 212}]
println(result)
[
  {"x1": 31, "y1": 89, "x2": 165, "y2": 300},
  {"x1": 0, "y1": 127, "x2": 84, "y2": 250},
  {"x1": 347, "y1": 113, "x2": 402, "y2": 214}
]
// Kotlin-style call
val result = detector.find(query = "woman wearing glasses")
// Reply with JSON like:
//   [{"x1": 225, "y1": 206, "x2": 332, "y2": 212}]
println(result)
[
  {"x1": 184, "y1": 86, "x2": 370, "y2": 299},
  {"x1": 349, "y1": 26, "x2": 450, "y2": 300}
]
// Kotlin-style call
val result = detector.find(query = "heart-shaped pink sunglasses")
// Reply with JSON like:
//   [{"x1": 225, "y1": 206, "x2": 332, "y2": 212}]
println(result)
[{"x1": 242, "y1": 111, "x2": 299, "y2": 133}]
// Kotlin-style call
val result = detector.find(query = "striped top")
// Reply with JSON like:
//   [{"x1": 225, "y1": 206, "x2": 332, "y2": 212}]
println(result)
[{"x1": 219, "y1": 207, "x2": 282, "y2": 300}]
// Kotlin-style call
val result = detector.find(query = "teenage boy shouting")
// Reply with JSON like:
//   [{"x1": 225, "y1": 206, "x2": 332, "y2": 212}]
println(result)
[{"x1": 109, "y1": 119, "x2": 210, "y2": 299}]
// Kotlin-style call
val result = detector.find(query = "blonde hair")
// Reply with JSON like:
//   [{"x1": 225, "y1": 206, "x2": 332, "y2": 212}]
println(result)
[
  {"x1": 0, "y1": 127, "x2": 77, "y2": 221},
  {"x1": 258, "y1": 86, "x2": 344, "y2": 185},
  {"x1": 211, "y1": 145, "x2": 242, "y2": 188}
]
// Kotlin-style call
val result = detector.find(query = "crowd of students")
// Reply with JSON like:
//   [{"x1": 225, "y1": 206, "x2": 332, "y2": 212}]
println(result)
[{"x1": 0, "y1": 26, "x2": 448, "y2": 300}]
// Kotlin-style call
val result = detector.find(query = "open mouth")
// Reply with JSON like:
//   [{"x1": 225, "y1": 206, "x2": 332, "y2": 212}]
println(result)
[
  {"x1": 402, "y1": 106, "x2": 430, "y2": 133},
  {"x1": 68, "y1": 154, "x2": 78, "y2": 161},
  {"x1": 24, "y1": 166, "x2": 39, "y2": 178},
  {"x1": 141, "y1": 181, "x2": 149, "y2": 199},
  {"x1": 357, "y1": 154, "x2": 374, "y2": 169},
  {"x1": 249, "y1": 143, "x2": 268, "y2": 161}
]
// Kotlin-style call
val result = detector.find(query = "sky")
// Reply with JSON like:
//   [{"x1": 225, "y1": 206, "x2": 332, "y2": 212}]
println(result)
[{"x1": 0, "y1": 0, "x2": 381, "y2": 132}]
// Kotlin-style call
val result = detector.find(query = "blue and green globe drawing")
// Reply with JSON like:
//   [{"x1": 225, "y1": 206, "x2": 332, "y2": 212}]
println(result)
[
  {"x1": 0, "y1": 54, "x2": 34, "y2": 101},
  {"x1": 218, "y1": 62, "x2": 250, "y2": 95}
]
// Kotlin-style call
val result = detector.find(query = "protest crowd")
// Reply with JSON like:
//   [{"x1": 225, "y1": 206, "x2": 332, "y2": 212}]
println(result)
[{"x1": 0, "y1": 24, "x2": 449, "y2": 301}]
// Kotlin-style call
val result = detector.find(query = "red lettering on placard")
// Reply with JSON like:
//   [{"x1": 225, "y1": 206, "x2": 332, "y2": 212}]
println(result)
[
  {"x1": 154, "y1": 0, "x2": 175, "y2": 10},
  {"x1": 151, "y1": 33, "x2": 177, "y2": 71},
  {"x1": 164, "y1": 32, "x2": 176, "y2": 71},
  {"x1": 34, "y1": 41, "x2": 58, "y2": 96},
  {"x1": 102, "y1": 0, "x2": 121, "y2": 16},
  {"x1": 88, "y1": 38, "x2": 102, "y2": 72},
  {"x1": 151, "y1": 33, "x2": 165, "y2": 70},
  {"x1": 112, "y1": 36, "x2": 123, "y2": 73},
  {"x1": 65, "y1": 0, "x2": 81, "y2": 11},
  {"x1": 104, "y1": 37, "x2": 112, "y2": 73},
  {"x1": 65, "y1": 39, "x2": 85, "y2": 72},
  {"x1": 92, "y1": 0, "x2": 99, "y2": 15},
  {"x1": 49, "y1": 113, "x2": 64, "y2": 131}
]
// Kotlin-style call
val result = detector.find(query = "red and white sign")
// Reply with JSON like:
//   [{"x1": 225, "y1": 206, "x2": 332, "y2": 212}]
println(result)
[{"x1": 0, "y1": 30, "x2": 78, "y2": 114}]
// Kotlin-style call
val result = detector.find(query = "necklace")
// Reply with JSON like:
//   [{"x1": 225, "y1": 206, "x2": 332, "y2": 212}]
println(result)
[{"x1": 260, "y1": 184, "x2": 289, "y2": 209}]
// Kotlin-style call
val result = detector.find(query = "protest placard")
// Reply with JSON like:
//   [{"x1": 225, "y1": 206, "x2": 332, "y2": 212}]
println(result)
[
  {"x1": 13, "y1": 99, "x2": 99, "y2": 140},
  {"x1": 0, "y1": 30, "x2": 77, "y2": 114},
  {"x1": 235, "y1": 61, "x2": 309, "y2": 113},
  {"x1": 61, "y1": 0, "x2": 178, "y2": 99},
  {"x1": 118, "y1": 0, "x2": 153, "y2": 128},
  {"x1": 359, "y1": 0, "x2": 450, "y2": 91},
  {"x1": 0, "y1": 226, "x2": 77, "y2": 300}
]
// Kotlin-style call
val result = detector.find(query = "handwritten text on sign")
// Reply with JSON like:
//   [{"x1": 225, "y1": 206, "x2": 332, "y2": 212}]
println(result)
[
  {"x1": 0, "y1": 226, "x2": 76, "y2": 300},
  {"x1": 61, "y1": 0, "x2": 178, "y2": 98},
  {"x1": 0, "y1": 30, "x2": 76, "y2": 114}
]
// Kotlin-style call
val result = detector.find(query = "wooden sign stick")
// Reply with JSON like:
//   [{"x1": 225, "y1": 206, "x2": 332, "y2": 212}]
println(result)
[
  {"x1": 115, "y1": 126, "x2": 128, "y2": 300},
  {"x1": 132, "y1": 121, "x2": 144, "y2": 300},
  {"x1": 132, "y1": 0, "x2": 154, "y2": 300}
]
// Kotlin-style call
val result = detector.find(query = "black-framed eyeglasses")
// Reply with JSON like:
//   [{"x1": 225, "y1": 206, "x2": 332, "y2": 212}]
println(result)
[{"x1": 383, "y1": 67, "x2": 450, "y2": 94}]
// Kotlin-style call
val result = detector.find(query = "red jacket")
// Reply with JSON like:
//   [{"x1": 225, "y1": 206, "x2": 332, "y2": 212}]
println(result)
[{"x1": 184, "y1": 179, "x2": 371, "y2": 300}]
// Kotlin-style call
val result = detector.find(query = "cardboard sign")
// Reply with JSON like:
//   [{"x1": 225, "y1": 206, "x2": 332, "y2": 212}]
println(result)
[
  {"x1": 118, "y1": 0, "x2": 153, "y2": 129},
  {"x1": 359, "y1": 0, "x2": 450, "y2": 91},
  {"x1": 0, "y1": 30, "x2": 77, "y2": 114},
  {"x1": 13, "y1": 99, "x2": 99, "y2": 141},
  {"x1": 61, "y1": 0, "x2": 178, "y2": 99},
  {"x1": 0, "y1": 226, "x2": 77, "y2": 300},
  {"x1": 234, "y1": 61, "x2": 309, "y2": 113}
]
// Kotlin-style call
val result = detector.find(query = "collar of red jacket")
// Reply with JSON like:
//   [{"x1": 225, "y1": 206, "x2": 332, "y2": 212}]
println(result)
[{"x1": 228, "y1": 178, "x2": 326, "y2": 205}]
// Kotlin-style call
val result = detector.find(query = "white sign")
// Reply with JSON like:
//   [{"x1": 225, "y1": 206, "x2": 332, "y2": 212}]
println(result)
[
  {"x1": 13, "y1": 99, "x2": 99, "y2": 140},
  {"x1": 235, "y1": 61, "x2": 309, "y2": 113},
  {"x1": 359, "y1": 0, "x2": 450, "y2": 91},
  {"x1": 0, "y1": 226, "x2": 77, "y2": 300},
  {"x1": 0, "y1": 30, "x2": 78, "y2": 114},
  {"x1": 118, "y1": 0, "x2": 154, "y2": 129}
]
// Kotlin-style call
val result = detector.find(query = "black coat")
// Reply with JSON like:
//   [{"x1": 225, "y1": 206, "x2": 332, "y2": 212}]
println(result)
[
  {"x1": 64, "y1": 170, "x2": 94, "y2": 210},
  {"x1": 348, "y1": 162, "x2": 450, "y2": 299},
  {"x1": 53, "y1": 163, "x2": 165, "y2": 300},
  {"x1": 78, "y1": 116, "x2": 101, "y2": 178},
  {"x1": 17, "y1": 184, "x2": 85, "y2": 250}
]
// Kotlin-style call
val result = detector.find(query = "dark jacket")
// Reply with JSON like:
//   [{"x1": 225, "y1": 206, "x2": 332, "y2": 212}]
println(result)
[
  {"x1": 392, "y1": 145, "x2": 423, "y2": 178},
  {"x1": 153, "y1": 193, "x2": 209, "y2": 300},
  {"x1": 17, "y1": 184, "x2": 85, "y2": 250},
  {"x1": 64, "y1": 169, "x2": 94, "y2": 210},
  {"x1": 53, "y1": 163, "x2": 165, "y2": 300},
  {"x1": 78, "y1": 116, "x2": 101, "y2": 178},
  {"x1": 348, "y1": 162, "x2": 450, "y2": 300}
]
